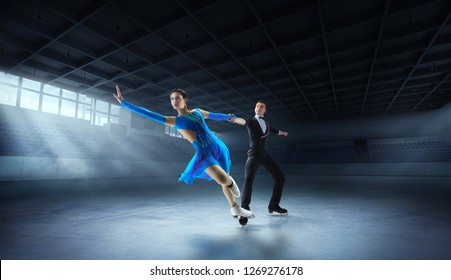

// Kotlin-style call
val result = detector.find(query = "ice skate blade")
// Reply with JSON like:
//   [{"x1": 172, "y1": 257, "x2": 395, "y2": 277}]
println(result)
[
  {"x1": 268, "y1": 211, "x2": 288, "y2": 216},
  {"x1": 233, "y1": 214, "x2": 255, "y2": 219}
]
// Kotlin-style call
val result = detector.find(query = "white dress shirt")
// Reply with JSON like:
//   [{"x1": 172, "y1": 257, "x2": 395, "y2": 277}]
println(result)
[{"x1": 255, "y1": 114, "x2": 267, "y2": 132}]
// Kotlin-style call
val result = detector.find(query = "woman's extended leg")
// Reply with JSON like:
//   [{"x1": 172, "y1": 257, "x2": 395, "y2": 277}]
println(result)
[
  {"x1": 205, "y1": 165, "x2": 235, "y2": 206},
  {"x1": 205, "y1": 165, "x2": 254, "y2": 218}
]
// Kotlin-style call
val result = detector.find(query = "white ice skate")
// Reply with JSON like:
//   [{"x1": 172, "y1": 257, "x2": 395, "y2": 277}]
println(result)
[
  {"x1": 228, "y1": 176, "x2": 240, "y2": 198},
  {"x1": 231, "y1": 204, "x2": 255, "y2": 219}
]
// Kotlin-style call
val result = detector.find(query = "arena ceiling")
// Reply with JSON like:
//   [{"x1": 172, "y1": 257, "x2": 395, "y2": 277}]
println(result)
[{"x1": 1, "y1": 0, "x2": 451, "y2": 131}]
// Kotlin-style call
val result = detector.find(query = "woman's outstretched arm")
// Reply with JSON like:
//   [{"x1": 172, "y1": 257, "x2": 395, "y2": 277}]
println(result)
[
  {"x1": 114, "y1": 85, "x2": 175, "y2": 126},
  {"x1": 198, "y1": 108, "x2": 245, "y2": 125}
]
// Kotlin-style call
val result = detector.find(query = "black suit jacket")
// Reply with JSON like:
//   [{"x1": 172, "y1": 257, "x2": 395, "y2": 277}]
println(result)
[{"x1": 245, "y1": 117, "x2": 279, "y2": 157}]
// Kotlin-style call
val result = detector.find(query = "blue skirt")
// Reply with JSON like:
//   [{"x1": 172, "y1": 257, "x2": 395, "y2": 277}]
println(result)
[{"x1": 178, "y1": 139, "x2": 231, "y2": 184}]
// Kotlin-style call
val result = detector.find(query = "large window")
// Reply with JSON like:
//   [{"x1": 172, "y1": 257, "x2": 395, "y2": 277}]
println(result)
[
  {"x1": 61, "y1": 99, "x2": 76, "y2": 117},
  {"x1": 61, "y1": 89, "x2": 76, "y2": 117},
  {"x1": 19, "y1": 89, "x2": 40, "y2": 111},
  {"x1": 44, "y1": 84, "x2": 60, "y2": 96},
  {"x1": 41, "y1": 94, "x2": 59, "y2": 115},
  {"x1": 0, "y1": 73, "x2": 19, "y2": 106},
  {"x1": 95, "y1": 112, "x2": 109, "y2": 126},
  {"x1": 0, "y1": 83, "x2": 18, "y2": 106},
  {"x1": 0, "y1": 72, "x2": 19, "y2": 86},
  {"x1": 22, "y1": 78, "x2": 41, "y2": 91},
  {"x1": 62, "y1": 89, "x2": 76, "y2": 100},
  {"x1": 94, "y1": 99, "x2": 109, "y2": 126},
  {"x1": 110, "y1": 104, "x2": 120, "y2": 124},
  {"x1": 0, "y1": 72, "x2": 119, "y2": 126},
  {"x1": 77, "y1": 94, "x2": 92, "y2": 121}
]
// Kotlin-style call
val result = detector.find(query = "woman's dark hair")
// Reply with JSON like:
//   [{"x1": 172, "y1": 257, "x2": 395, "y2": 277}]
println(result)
[{"x1": 171, "y1": 88, "x2": 188, "y2": 99}]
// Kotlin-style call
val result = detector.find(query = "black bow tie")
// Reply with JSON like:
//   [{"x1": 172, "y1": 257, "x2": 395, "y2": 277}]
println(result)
[{"x1": 258, "y1": 116, "x2": 264, "y2": 120}]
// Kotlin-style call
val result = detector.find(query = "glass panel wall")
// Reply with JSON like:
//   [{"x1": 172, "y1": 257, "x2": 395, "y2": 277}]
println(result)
[{"x1": 0, "y1": 72, "x2": 120, "y2": 127}]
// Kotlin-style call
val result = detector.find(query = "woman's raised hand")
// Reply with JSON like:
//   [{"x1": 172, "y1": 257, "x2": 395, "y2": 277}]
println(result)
[{"x1": 113, "y1": 84, "x2": 124, "y2": 103}]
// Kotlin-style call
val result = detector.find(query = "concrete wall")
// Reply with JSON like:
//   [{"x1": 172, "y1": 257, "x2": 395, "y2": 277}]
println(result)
[
  {"x1": 0, "y1": 156, "x2": 187, "y2": 180},
  {"x1": 1, "y1": 156, "x2": 450, "y2": 181}
]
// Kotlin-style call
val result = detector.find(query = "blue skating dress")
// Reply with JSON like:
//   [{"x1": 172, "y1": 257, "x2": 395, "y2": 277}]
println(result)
[{"x1": 174, "y1": 109, "x2": 231, "y2": 184}]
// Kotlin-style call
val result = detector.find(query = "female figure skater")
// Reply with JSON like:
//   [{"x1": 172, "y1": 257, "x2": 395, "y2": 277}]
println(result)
[{"x1": 113, "y1": 85, "x2": 254, "y2": 219}]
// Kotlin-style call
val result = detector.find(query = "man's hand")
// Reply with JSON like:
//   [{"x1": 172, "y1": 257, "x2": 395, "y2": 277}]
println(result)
[
  {"x1": 278, "y1": 130, "x2": 288, "y2": 136},
  {"x1": 232, "y1": 117, "x2": 246, "y2": 125}
]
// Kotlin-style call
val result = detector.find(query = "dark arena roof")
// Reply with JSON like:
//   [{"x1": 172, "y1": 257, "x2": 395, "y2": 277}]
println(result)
[{"x1": 1, "y1": 0, "x2": 451, "y2": 131}]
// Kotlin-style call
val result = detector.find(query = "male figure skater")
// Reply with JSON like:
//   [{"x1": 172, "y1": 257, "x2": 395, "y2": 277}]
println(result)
[{"x1": 234, "y1": 100, "x2": 289, "y2": 215}]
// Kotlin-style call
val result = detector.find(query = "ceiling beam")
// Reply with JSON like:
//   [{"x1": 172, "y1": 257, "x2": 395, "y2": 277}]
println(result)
[
  {"x1": 316, "y1": 0, "x2": 339, "y2": 117},
  {"x1": 246, "y1": 0, "x2": 317, "y2": 121},
  {"x1": 360, "y1": 0, "x2": 390, "y2": 115},
  {"x1": 385, "y1": 7, "x2": 451, "y2": 112}
]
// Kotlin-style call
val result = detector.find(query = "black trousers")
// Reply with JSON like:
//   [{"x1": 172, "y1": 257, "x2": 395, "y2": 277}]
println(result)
[{"x1": 241, "y1": 153, "x2": 286, "y2": 210}]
